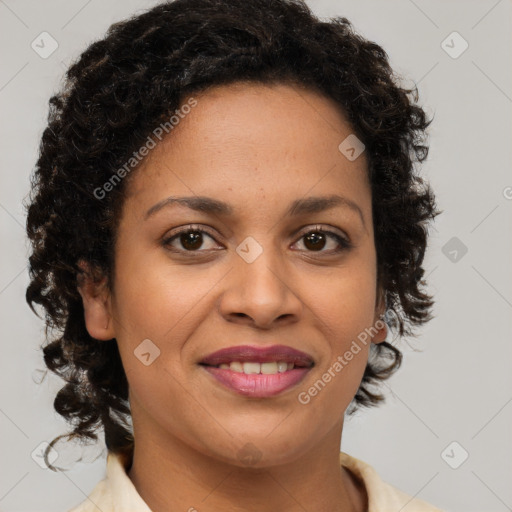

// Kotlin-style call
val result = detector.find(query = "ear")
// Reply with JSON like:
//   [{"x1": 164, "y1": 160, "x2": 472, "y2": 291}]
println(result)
[
  {"x1": 371, "y1": 287, "x2": 388, "y2": 344},
  {"x1": 76, "y1": 260, "x2": 115, "y2": 341}
]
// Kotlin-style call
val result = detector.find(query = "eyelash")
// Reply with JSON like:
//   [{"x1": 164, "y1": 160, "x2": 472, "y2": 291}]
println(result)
[{"x1": 162, "y1": 224, "x2": 352, "y2": 256}]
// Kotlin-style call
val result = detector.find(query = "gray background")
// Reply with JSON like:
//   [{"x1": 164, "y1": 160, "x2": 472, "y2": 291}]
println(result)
[{"x1": 1, "y1": 0, "x2": 511, "y2": 511}]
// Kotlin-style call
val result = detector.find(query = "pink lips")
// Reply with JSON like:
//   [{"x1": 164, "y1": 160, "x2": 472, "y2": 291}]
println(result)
[
  {"x1": 199, "y1": 344, "x2": 314, "y2": 398},
  {"x1": 200, "y1": 344, "x2": 314, "y2": 367}
]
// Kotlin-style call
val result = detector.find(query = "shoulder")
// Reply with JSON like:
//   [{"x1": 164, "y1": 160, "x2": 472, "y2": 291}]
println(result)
[
  {"x1": 340, "y1": 452, "x2": 444, "y2": 512},
  {"x1": 66, "y1": 451, "x2": 150, "y2": 512},
  {"x1": 66, "y1": 478, "x2": 112, "y2": 512}
]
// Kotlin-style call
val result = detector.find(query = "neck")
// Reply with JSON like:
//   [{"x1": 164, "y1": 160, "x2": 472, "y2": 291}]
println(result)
[{"x1": 126, "y1": 417, "x2": 367, "y2": 512}]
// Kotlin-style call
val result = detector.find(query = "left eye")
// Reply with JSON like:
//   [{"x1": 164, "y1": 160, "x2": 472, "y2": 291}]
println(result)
[
  {"x1": 162, "y1": 225, "x2": 351, "y2": 254},
  {"x1": 293, "y1": 227, "x2": 351, "y2": 254}
]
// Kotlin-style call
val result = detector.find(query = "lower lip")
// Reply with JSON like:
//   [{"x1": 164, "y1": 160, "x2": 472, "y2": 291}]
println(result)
[{"x1": 201, "y1": 365, "x2": 312, "y2": 398}]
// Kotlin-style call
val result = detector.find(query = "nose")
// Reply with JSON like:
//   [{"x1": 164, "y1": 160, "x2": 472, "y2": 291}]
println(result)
[{"x1": 218, "y1": 244, "x2": 303, "y2": 329}]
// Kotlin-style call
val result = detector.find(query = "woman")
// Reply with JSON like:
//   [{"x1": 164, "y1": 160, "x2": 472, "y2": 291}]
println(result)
[{"x1": 25, "y1": 0, "x2": 441, "y2": 510}]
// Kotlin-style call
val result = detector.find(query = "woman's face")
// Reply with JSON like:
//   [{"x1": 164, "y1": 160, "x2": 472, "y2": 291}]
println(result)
[{"x1": 87, "y1": 82, "x2": 386, "y2": 466}]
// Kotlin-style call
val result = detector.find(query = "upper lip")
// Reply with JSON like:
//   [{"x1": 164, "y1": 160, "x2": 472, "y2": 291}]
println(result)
[{"x1": 200, "y1": 344, "x2": 314, "y2": 368}]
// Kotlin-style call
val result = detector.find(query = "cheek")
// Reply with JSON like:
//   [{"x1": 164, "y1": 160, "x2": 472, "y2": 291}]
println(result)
[
  {"x1": 112, "y1": 245, "x2": 211, "y2": 334},
  {"x1": 110, "y1": 253, "x2": 212, "y2": 431},
  {"x1": 298, "y1": 301, "x2": 372, "y2": 421},
  {"x1": 315, "y1": 258, "x2": 378, "y2": 341},
  {"x1": 110, "y1": 248, "x2": 226, "y2": 377},
  {"x1": 306, "y1": 259, "x2": 376, "y2": 399}
]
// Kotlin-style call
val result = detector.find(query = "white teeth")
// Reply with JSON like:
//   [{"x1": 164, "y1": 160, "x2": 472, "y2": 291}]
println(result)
[
  {"x1": 230, "y1": 361, "x2": 243, "y2": 372},
  {"x1": 243, "y1": 362, "x2": 260, "y2": 374},
  {"x1": 215, "y1": 361, "x2": 296, "y2": 374},
  {"x1": 261, "y1": 362, "x2": 278, "y2": 374}
]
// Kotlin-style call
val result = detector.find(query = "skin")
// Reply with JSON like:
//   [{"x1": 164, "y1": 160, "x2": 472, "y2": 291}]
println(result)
[{"x1": 78, "y1": 82, "x2": 387, "y2": 512}]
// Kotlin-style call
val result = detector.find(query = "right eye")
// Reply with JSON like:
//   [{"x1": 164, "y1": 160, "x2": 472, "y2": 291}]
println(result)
[{"x1": 162, "y1": 225, "x2": 222, "y2": 254}]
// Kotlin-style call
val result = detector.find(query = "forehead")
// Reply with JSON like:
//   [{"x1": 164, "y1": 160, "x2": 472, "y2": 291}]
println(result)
[{"x1": 123, "y1": 82, "x2": 370, "y2": 218}]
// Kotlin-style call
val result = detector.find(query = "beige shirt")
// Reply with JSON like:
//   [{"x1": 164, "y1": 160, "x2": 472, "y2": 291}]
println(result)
[{"x1": 68, "y1": 451, "x2": 442, "y2": 512}]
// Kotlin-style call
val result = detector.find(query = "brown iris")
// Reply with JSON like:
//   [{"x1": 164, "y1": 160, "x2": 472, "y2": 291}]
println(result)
[
  {"x1": 180, "y1": 231, "x2": 204, "y2": 250},
  {"x1": 303, "y1": 232, "x2": 326, "y2": 251}
]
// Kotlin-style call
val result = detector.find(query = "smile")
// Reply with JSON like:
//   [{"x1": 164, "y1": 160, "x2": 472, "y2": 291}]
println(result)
[
  {"x1": 208, "y1": 361, "x2": 305, "y2": 373},
  {"x1": 200, "y1": 363, "x2": 313, "y2": 397}
]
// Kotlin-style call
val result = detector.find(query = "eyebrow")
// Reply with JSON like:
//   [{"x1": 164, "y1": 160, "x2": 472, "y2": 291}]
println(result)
[{"x1": 145, "y1": 194, "x2": 365, "y2": 227}]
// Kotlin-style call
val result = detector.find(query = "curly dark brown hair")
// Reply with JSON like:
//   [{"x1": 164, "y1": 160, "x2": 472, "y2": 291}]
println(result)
[{"x1": 24, "y1": 0, "x2": 439, "y2": 470}]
